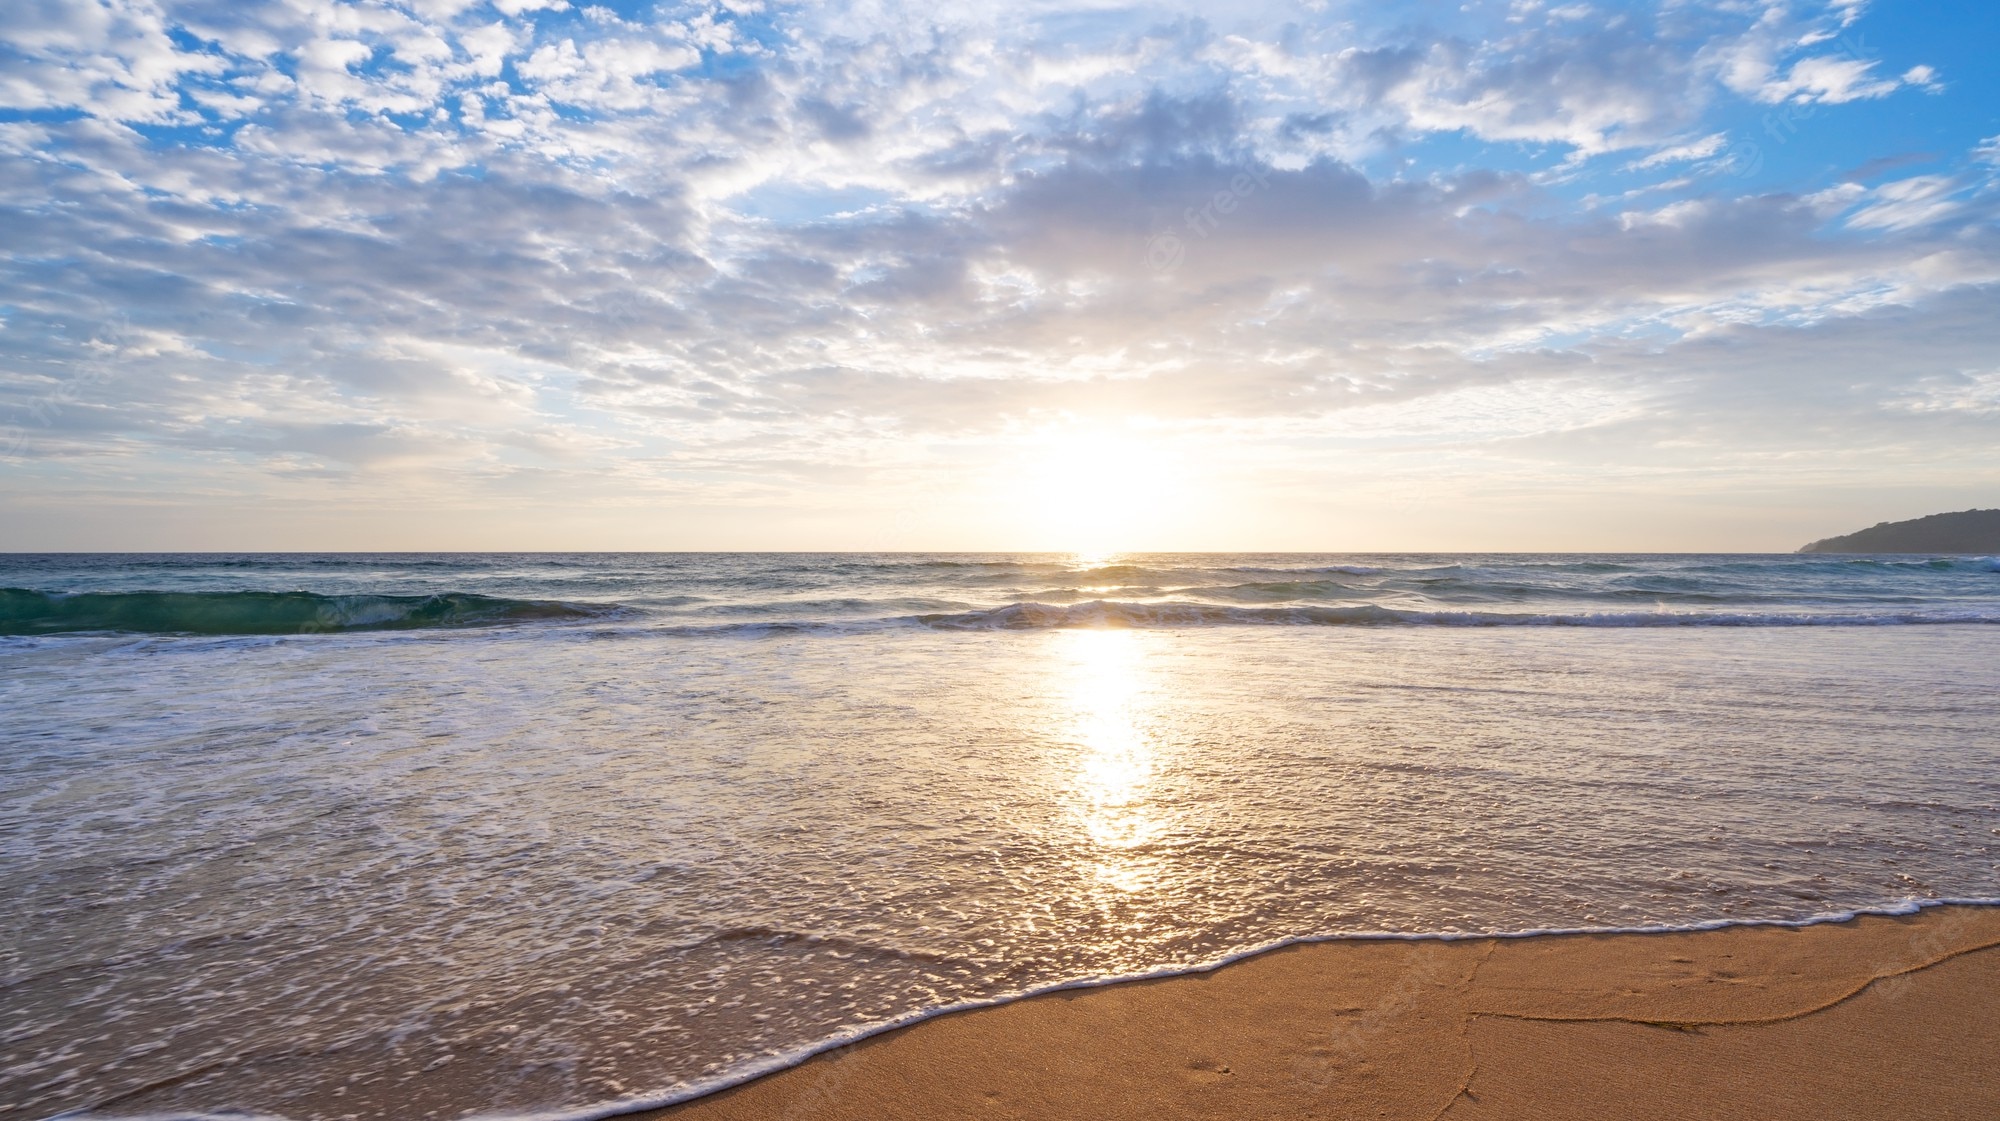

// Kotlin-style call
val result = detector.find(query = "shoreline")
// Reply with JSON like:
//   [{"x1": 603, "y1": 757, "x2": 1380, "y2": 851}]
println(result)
[{"x1": 639, "y1": 902, "x2": 2000, "y2": 1121}]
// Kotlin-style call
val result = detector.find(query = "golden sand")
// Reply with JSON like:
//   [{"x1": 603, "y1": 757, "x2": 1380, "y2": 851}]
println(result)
[{"x1": 651, "y1": 905, "x2": 2000, "y2": 1120}]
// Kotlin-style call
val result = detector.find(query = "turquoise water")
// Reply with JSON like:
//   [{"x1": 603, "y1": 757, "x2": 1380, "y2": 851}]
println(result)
[
  {"x1": 3, "y1": 554, "x2": 1998, "y2": 1120},
  {"x1": 5, "y1": 552, "x2": 2000, "y2": 635}
]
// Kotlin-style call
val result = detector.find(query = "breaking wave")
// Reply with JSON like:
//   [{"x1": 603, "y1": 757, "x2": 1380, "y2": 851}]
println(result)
[
  {"x1": 0, "y1": 588, "x2": 612, "y2": 636},
  {"x1": 909, "y1": 599, "x2": 2000, "y2": 631}
]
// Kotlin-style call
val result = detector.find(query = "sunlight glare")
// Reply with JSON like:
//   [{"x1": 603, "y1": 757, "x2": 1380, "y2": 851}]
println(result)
[
  {"x1": 1007, "y1": 426, "x2": 1189, "y2": 554},
  {"x1": 1059, "y1": 629, "x2": 1161, "y2": 864}
]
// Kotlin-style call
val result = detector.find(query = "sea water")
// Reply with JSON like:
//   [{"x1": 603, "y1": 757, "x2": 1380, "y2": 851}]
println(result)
[{"x1": 3, "y1": 553, "x2": 1997, "y2": 1120}]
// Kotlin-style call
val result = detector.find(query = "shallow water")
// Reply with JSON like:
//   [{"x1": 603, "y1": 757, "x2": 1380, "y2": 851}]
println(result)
[{"x1": 3, "y1": 554, "x2": 1997, "y2": 1120}]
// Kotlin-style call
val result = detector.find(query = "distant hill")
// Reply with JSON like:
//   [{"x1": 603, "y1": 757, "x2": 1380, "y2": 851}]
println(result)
[{"x1": 1799, "y1": 508, "x2": 2000, "y2": 553}]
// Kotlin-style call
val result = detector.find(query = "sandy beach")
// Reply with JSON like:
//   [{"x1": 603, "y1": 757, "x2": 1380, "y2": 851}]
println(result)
[
  {"x1": 654, "y1": 905, "x2": 2000, "y2": 1121},
  {"x1": 13, "y1": 0, "x2": 2000, "y2": 1114}
]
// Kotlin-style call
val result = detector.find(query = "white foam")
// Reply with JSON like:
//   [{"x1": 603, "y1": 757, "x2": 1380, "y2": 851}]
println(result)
[
  {"x1": 83, "y1": 899, "x2": 1999, "y2": 1121},
  {"x1": 904, "y1": 600, "x2": 2000, "y2": 632}
]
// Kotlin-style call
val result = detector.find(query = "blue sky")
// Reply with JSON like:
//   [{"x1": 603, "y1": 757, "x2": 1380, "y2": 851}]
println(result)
[{"x1": 2, "y1": 0, "x2": 1997, "y2": 550}]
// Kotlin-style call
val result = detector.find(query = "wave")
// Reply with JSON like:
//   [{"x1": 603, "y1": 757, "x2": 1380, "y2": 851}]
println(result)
[
  {"x1": 909, "y1": 599, "x2": 2000, "y2": 631},
  {"x1": 96, "y1": 898, "x2": 2000, "y2": 1121},
  {"x1": 1221, "y1": 563, "x2": 1386, "y2": 576},
  {"x1": 0, "y1": 588, "x2": 613, "y2": 636}
]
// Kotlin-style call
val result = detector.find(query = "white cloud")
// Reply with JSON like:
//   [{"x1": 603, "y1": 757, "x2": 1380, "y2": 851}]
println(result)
[
  {"x1": 1624, "y1": 132, "x2": 1727, "y2": 171},
  {"x1": 516, "y1": 35, "x2": 700, "y2": 110},
  {"x1": 2, "y1": 0, "x2": 1995, "y2": 546},
  {"x1": 1760, "y1": 54, "x2": 1901, "y2": 104},
  {"x1": 1711, "y1": 3, "x2": 1933, "y2": 107},
  {"x1": 457, "y1": 21, "x2": 520, "y2": 77},
  {"x1": 1845, "y1": 175, "x2": 1964, "y2": 231},
  {"x1": 1891, "y1": 369, "x2": 2000, "y2": 415},
  {"x1": 1901, "y1": 63, "x2": 1941, "y2": 91}
]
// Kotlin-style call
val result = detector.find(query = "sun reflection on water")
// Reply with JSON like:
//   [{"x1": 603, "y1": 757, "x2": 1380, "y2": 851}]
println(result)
[{"x1": 1054, "y1": 628, "x2": 1163, "y2": 893}]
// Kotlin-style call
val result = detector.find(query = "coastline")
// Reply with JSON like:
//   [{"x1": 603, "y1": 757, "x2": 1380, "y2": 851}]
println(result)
[
  {"x1": 643, "y1": 903, "x2": 2000, "y2": 1121},
  {"x1": 10, "y1": 568, "x2": 1997, "y2": 1121}
]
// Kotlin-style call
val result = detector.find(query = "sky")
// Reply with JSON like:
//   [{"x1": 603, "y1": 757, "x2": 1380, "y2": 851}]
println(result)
[{"x1": 2, "y1": 0, "x2": 1997, "y2": 552}]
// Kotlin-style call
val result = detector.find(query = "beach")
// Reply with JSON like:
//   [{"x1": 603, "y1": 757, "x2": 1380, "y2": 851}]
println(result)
[
  {"x1": 11, "y1": 0, "x2": 1996, "y2": 1113},
  {"x1": 657, "y1": 905, "x2": 2000, "y2": 1120},
  {"x1": 5, "y1": 553, "x2": 1998, "y2": 1121}
]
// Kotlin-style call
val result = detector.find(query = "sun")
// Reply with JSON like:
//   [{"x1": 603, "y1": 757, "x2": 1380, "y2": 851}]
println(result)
[{"x1": 1003, "y1": 424, "x2": 1189, "y2": 554}]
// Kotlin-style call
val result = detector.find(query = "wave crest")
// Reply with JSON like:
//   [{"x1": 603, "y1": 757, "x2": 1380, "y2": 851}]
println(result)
[
  {"x1": 910, "y1": 599, "x2": 2000, "y2": 631},
  {"x1": 0, "y1": 588, "x2": 611, "y2": 636}
]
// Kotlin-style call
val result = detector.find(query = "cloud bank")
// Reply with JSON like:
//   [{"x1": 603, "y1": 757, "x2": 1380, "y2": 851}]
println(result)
[{"x1": 3, "y1": 0, "x2": 1997, "y2": 549}]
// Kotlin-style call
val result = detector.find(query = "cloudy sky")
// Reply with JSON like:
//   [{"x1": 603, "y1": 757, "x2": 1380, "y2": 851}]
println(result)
[{"x1": 3, "y1": 0, "x2": 1997, "y2": 550}]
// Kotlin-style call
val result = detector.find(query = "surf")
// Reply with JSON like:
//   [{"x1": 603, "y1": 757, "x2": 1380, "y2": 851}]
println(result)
[{"x1": 0, "y1": 588, "x2": 611, "y2": 636}]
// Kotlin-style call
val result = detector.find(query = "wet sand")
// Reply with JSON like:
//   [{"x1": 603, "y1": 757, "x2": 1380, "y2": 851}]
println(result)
[{"x1": 652, "y1": 905, "x2": 2000, "y2": 1120}]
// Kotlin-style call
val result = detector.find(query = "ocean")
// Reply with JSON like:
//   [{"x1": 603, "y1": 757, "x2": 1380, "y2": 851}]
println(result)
[{"x1": 4, "y1": 552, "x2": 1998, "y2": 1120}]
